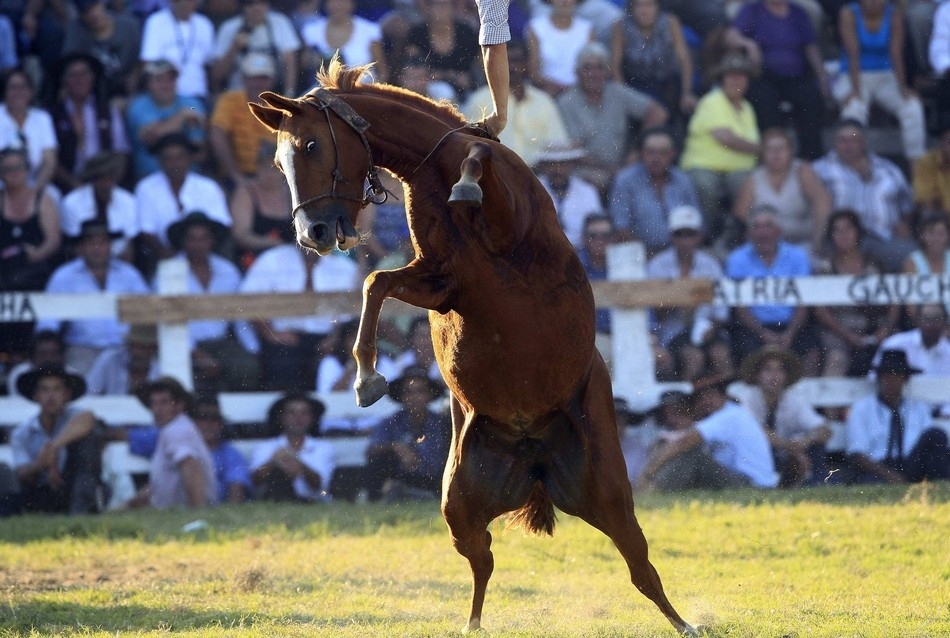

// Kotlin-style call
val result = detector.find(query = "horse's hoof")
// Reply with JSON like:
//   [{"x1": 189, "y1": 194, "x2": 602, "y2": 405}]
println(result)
[
  {"x1": 355, "y1": 373, "x2": 388, "y2": 407},
  {"x1": 448, "y1": 181, "x2": 482, "y2": 207},
  {"x1": 461, "y1": 619, "x2": 482, "y2": 633}
]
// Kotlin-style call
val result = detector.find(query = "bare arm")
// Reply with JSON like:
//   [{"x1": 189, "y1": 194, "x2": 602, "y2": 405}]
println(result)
[
  {"x1": 731, "y1": 172, "x2": 755, "y2": 222},
  {"x1": 24, "y1": 191, "x2": 62, "y2": 263},
  {"x1": 710, "y1": 128, "x2": 759, "y2": 154},
  {"x1": 668, "y1": 14, "x2": 696, "y2": 112},
  {"x1": 798, "y1": 162, "x2": 832, "y2": 250},
  {"x1": 609, "y1": 20, "x2": 625, "y2": 82},
  {"x1": 178, "y1": 456, "x2": 211, "y2": 507},
  {"x1": 230, "y1": 183, "x2": 280, "y2": 252}
]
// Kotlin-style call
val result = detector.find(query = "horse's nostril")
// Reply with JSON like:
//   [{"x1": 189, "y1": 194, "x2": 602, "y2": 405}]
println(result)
[{"x1": 309, "y1": 223, "x2": 330, "y2": 244}]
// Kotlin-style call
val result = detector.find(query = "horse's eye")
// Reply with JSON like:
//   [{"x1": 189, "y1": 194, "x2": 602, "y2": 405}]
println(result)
[{"x1": 304, "y1": 139, "x2": 316, "y2": 155}]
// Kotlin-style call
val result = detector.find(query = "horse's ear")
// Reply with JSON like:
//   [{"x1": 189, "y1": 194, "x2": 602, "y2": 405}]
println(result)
[{"x1": 249, "y1": 92, "x2": 301, "y2": 132}]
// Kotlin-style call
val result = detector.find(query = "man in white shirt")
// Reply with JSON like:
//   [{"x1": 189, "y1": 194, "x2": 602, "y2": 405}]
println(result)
[
  {"x1": 871, "y1": 304, "x2": 950, "y2": 379},
  {"x1": 533, "y1": 143, "x2": 602, "y2": 249},
  {"x1": 139, "y1": 0, "x2": 216, "y2": 99}
]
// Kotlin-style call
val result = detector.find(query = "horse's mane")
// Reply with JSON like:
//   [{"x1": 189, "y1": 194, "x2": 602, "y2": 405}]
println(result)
[{"x1": 313, "y1": 57, "x2": 467, "y2": 129}]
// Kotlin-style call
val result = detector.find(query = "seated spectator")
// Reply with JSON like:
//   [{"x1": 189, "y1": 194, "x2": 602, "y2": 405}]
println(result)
[
  {"x1": 50, "y1": 52, "x2": 131, "y2": 195},
  {"x1": 812, "y1": 119, "x2": 916, "y2": 272},
  {"x1": 812, "y1": 209, "x2": 899, "y2": 377},
  {"x1": 557, "y1": 42, "x2": 669, "y2": 193},
  {"x1": 679, "y1": 53, "x2": 760, "y2": 241},
  {"x1": 534, "y1": 143, "x2": 602, "y2": 250},
  {"x1": 463, "y1": 40, "x2": 570, "y2": 168},
  {"x1": 125, "y1": 377, "x2": 218, "y2": 509},
  {"x1": 5, "y1": 330, "x2": 71, "y2": 396},
  {"x1": 636, "y1": 373, "x2": 779, "y2": 491},
  {"x1": 845, "y1": 350, "x2": 950, "y2": 484},
  {"x1": 364, "y1": 365, "x2": 450, "y2": 501},
  {"x1": 610, "y1": 0, "x2": 696, "y2": 125},
  {"x1": 730, "y1": 345, "x2": 835, "y2": 486},
  {"x1": 135, "y1": 133, "x2": 231, "y2": 262},
  {"x1": 165, "y1": 211, "x2": 259, "y2": 392},
  {"x1": 526, "y1": 0, "x2": 594, "y2": 97},
  {"x1": 871, "y1": 304, "x2": 950, "y2": 383},
  {"x1": 0, "y1": 68, "x2": 58, "y2": 198},
  {"x1": 646, "y1": 205, "x2": 733, "y2": 381},
  {"x1": 902, "y1": 212, "x2": 950, "y2": 319},
  {"x1": 125, "y1": 60, "x2": 207, "y2": 182},
  {"x1": 574, "y1": 213, "x2": 615, "y2": 363},
  {"x1": 85, "y1": 324, "x2": 161, "y2": 395},
  {"x1": 620, "y1": 390, "x2": 691, "y2": 485},
  {"x1": 300, "y1": 0, "x2": 389, "y2": 86},
  {"x1": 725, "y1": 0, "x2": 829, "y2": 160},
  {"x1": 249, "y1": 392, "x2": 334, "y2": 501},
  {"x1": 192, "y1": 394, "x2": 252, "y2": 504},
  {"x1": 210, "y1": 54, "x2": 282, "y2": 192},
  {"x1": 403, "y1": 0, "x2": 481, "y2": 101},
  {"x1": 230, "y1": 141, "x2": 296, "y2": 270},
  {"x1": 59, "y1": 151, "x2": 138, "y2": 261},
  {"x1": 726, "y1": 204, "x2": 820, "y2": 374},
  {"x1": 833, "y1": 0, "x2": 925, "y2": 161},
  {"x1": 210, "y1": 0, "x2": 300, "y2": 96},
  {"x1": 609, "y1": 126, "x2": 701, "y2": 254},
  {"x1": 239, "y1": 241, "x2": 362, "y2": 391},
  {"x1": 61, "y1": 0, "x2": 142, "y2": 100},
  {"x1": 732, "y1": 128, "x2": 832, "y2": 258},
  {"x1": 9, "y1": 366, "x2": 101, "y2": 514},
  {"x1": 912, "y1": 122, "x2": 950, "y2": 218},
  {"x1": 139, "y1": 0, "x2": 216, "y2": 100},
  {"x1": 36, "y1": 220, "x2": 150, "y2": 375}
]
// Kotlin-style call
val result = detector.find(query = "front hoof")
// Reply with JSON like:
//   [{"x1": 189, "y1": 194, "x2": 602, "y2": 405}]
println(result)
[
  {"x1": 355, "y1": 373, "x2": 388, "y2": 407},
  {"x1": 448, "y1": 181, "x2": 482, "y2": 207}
]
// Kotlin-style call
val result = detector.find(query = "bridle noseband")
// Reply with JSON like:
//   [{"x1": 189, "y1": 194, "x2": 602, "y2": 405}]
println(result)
[{"x1": 290, "y1": 88, "x2": 391, "y2": 218}]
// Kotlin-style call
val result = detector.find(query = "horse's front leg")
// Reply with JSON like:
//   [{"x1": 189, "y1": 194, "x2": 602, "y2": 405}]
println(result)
[{"x1": 353, "y1": 259, "x2": 454, "y2": 406}]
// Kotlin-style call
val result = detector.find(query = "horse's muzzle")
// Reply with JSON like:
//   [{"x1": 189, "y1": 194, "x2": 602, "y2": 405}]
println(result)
[{"x1": 294, "y1": 208, "x2": 360, "y2": 255}]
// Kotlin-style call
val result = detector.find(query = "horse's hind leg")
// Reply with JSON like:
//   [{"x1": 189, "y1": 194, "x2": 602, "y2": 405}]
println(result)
[{"x1": 448, "y1": 142, "x2": 490, "y2": 206}]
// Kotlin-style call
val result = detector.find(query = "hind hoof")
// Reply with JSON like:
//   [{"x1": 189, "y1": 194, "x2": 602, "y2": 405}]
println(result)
[
  {"x1": 448, "y1": 181, "x2": 482, "y2": 206},
  {"x1": 355, "y1": 373, "x2": 388, "y2": 407}
]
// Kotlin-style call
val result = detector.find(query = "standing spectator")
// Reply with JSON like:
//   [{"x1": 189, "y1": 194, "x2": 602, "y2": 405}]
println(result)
[
  {"x1": 731, "y1": 128, "x2": 832, "y2": 258},
  {"x1": 300, "y1": 0, "x2": 389, "y2": 85},
  {"x1": 364, "y1": 365, "x2": 450, "y2": 501},
  {"x1": 833, "y1": 0, "x2": 925, "y2": 160},
  {"x1": 125, "y1": 377, "x2": 218, "y2": 509},
  {"x1": 636, "y1": 374, "x2": 779, "y2": 491},
  {"x1": 249, "y1": 392, "x2": 334, "y2": 502},
  {"x1": 812, "y1": 209, "x2": 899, "y2": 376},
  {"x1": 209, "y1": 53, "x2": 280, "y2": 190},
  {"x1": 59, "y1": 151, "x2": 138, "y2": 261},
  {"x1": 871, "y1": 304, "x2": 950, "y2": 381},
  {"x1": 125, "y1": 60, "x2": 207, "y2": 182},
  {"x1": 36, "y1": 220, "x2": 150, "y2": 375},
  {"x1": 534, "y1": 143, "x2": 602, "y2": 250},
  {"x1": 903, "y1": 212, "x2": 950, "y2": 319},
  {"x1": 239, "y1": 242, "x2": 361, "y2": 391},
  {"x1": 85, "y1": 324, "x2": 161, "y2": 395},
  {"x1": 731, "y1": 345, "x2": 835, "y2": 486},
  {"x1": 646, "y1": 205, "x2": 733, "y2": 381},
  {"x1": 930, "y1": 1, "x2": 950, "y2": 123},
  {"x1": 725, "y1": 0, "x2": 829, "y2": 160},
  {"x1": 463, "y1": 39, "x2": 570, "y2": 169},
  {"x1": 164, "y1": 211, "x2": 259, "y2": 391},
  {"x1": 61, "y1": 0, "x2": 142, "y2": 100},
  {"x1": 679, "y1": 53, "x2": 760, "y2": 241},
  {"x1": 845, "y1": 350, "x2": 950, "y2": 484},
  {"x1": 139, "y1": 0, "x2": 216, "y2": 100},
  {"x1": 912, "y1": 123, "x2": 950, "y2": 218},
  {"x1": 526, "y1": 0, "x2": 593, "y2": 97},
  {"x1": 10, "y1": 366, "x2": 101, "y2": 514},
  {"x1": 50, "y1": 53, "x2": 131, "y2": 195},
  {"x1": 608, "y1": 126, "x2": 700, "y2": 254},
  {"x1": 193, "y1": 394, "x2": 251, "y2": 504},
  {"x1": 0, "y1": 68, "x2": 58, "y2": 197},
  {"x1": 610, "y1": 0, "x2": 696, "y2": 124},
  {"x1": 403, "y1": 0, "x2": 481, "y2": 101},
  {"x1": 812, "y1": 118, "x2": 915, "y2": 272},
  {"x1": 210, "y1": 0, "x2": 300, "y2": 95},
  {"x1": 726, "y1": 204, "x2": 820, "y2": 373},
  {"x1": 134, "y1": 132, "x2": 231, "y2": 258},
  {"x1": 557, "y1": 42, "x2": 668, "y2": 193}
]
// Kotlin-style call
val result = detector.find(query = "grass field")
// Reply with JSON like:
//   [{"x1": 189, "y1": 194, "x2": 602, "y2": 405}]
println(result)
[{"x1": 2, "y1": 484, "x2": 949, "y2": 637}]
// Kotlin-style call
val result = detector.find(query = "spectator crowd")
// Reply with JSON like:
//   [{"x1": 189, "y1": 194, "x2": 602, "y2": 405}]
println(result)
[{"x1": 2, "y1": 0, "x2": 950, "y2": 515}]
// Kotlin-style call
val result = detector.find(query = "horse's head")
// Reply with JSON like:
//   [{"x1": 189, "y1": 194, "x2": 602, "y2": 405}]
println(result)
[{"x1": 250, "y1": 90, "x2": 375, "y2": 255}]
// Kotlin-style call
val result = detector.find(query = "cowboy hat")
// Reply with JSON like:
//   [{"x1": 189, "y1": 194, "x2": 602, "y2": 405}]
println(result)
[
  {"x1": 738, "y1": 345, "x2": 803, "y2": 385},
  {"x1": 388, "y1": 364, "x2": 445, "y2": 403},
  {"x1": 17, "y1": 365, "x2": 87, "y2": 401},
  {"x1": 149, "y1": 131, "x2": 199, "y2": 156},
  {"x1": 75, "y1": 219, "x2": 123, "y2": 241},
  {"x1": 536, "y1": 142, "x2": 588, "y2": 163},
  {"x1": 166, "y1": 211, "x2": 230, "y2": 251},
  {"x1": 873, "y1": 350, "x2": 922, "y2": 377}
]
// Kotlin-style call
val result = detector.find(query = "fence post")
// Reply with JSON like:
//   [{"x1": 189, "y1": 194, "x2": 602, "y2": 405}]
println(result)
[
  {"x1": 606, "y1": 242, "x2": 658, "y2": 411},
  {"x1": 155, "y1": 259, "x2": 194, "y2": 390}
]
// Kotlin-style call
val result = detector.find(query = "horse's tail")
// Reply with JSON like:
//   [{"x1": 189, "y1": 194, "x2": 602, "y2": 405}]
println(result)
[{"x1": 505, "y1": 482, "x2": 556, "y2": 536}]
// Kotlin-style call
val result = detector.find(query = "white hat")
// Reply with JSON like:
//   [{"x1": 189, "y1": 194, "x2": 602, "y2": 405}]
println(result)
[
  {"x1": 536, "y1": 142, "x2": 588, "y2": 163},
  {"x1": 668, "y1": 205, "x2": 703, "y2": 232},
  {"x1": 240, "y1": 53, "x2": 277, "y2": 78}
]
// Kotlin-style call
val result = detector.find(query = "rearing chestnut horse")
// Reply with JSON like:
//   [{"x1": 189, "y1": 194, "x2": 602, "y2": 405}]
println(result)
[{"x1": 249, "y1": 59, "x2": 695, "y2": 636}]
